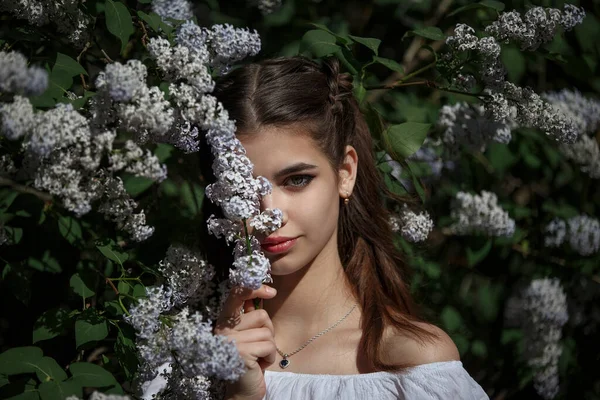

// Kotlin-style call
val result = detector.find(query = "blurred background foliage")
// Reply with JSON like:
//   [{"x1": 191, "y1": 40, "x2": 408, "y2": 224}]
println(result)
[{"x1": 0, "y1": 0, "x2": 599, "y2": 399}]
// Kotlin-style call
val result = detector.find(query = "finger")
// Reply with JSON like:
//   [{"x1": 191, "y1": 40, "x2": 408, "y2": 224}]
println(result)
[
  {"x1": 234, "y1": 309, "x2": 275, "y2": 337},
  {"x1": 225, "y1": 327, "x2": 274, "y2": 344},
  {"x1": 219, "y1": 285, "x2": 276, "y2": 321},
  {"x1": 243, "y1": 298, "x2": 264, "y2": 313},
  {"x1": 239, "y1": 340, "x2": 277, "y2": 365}
]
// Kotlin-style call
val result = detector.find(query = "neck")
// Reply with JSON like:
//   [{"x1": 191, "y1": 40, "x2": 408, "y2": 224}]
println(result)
[{"x1": 262, "y1": 236, "x2": 360, "y2": 348}]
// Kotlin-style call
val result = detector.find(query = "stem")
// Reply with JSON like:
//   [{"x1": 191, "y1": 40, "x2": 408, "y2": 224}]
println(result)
[
  {"x1": 118, "y1": 296, "x2": 131, "y2": 316},
  {"x1": 77, "y1": 41, "x2": 92, "y2": 90},
  {"x1": 0, "y1": 177, "x2": 53, "y2": 202}
]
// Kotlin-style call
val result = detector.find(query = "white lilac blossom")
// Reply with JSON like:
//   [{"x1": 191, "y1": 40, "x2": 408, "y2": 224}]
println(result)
[
  {"x1": 206, "y1": 214, "x2": 243, "y2": 244},
  {"x1": 566, "y1": 215, "x2": 600, "y2": 256},
  {"x1": 543, "y1": 90, "x2": 600, "y2": 178},
  {"x1": 0, "y1": 95, "x2": 36, "y2": 140},
  {"x1": 485, "y1": 5, "x2": 586, "y2": 51},
  {"x1": 116, "y1": 86, "x2": 175, "y2": 144},
  {"x1": 125, "y1": 285, "x2": 174, "y2": 339},
  {"x1": 557, "y1": 134, "x2": 600, "y2": 179},
  {"x1": 205, "y1": 24, "x2": 261, "y2": 74},
  {"x1": 543, "y1": 89, "x2": 600, "y2": 135},
  {"x1": 501, "y1": 82, "x2": 579, "y2": 144},
  {"x1": 389, "y1": 205, "x2": 434, "y2": 243},
  {"x1": 543, "y1": 215, "x2": 600, "y2": 256},
  {"x1": 229, "y1": 251, "x2": 271, "y2": 290},
  {"x1": 544, "y1": 218, "x2": 567, "y2": 248},
  {"x1": 66, "y1": 393, "x2": 131, "y2": 400},
  {"x1": 449, "y1": 190, "x2": 515, "y2": 237},
  {"x1": 0, "y1": 2, "x2": 91, "y2": 47},
  {"x1": 98, "y1": 60, "x2": 148, "y2": 102},
  {"x1": 255, "y1": 0, "x2": 283, "y2": 15},
  {"x1": 445, "y1": 15, "x2": 584, "y2": 145},
  {"x1": 0, "y1": 51, "x2": 48, "y2": 96},
  {"x1": 151, "y1": 0, "x2": 194, "y2": 23},
  {"x1": 27, "y1": 103, "x2": 90, "y2": 158},
  {"x1": 437, "y1": 102, "x2": 512, "y2": 154},
  {"x1": 158, "y1": 245, "x2": 216, "y2": 306},
  {"x1": 504, "y1": 278, "x2": 568, "y2": 400},
  {"x1": 98, "y1": 176, "x2": 155, "y2": 241},
  {"x1": 249, "y1": 208, "x2": 284, "y2": 235},
  {"x1": 168, "y1": 308, "x2": 245, "y2": 380},
  {"x1": 147, "y1": 38, "x2": 214, "y2": 93},
  {"x1": 109, "y1": 140, "x2": 168, "y2": 182}
]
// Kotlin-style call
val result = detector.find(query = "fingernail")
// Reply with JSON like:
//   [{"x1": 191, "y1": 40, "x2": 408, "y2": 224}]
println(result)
[{"x1": 265, "y1": 286, "x2": 276, "y2": 294}]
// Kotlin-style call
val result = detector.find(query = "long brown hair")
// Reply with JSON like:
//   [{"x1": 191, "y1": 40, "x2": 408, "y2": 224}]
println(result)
[{"x1": 198, "y1": 56, "x2": 440, "y2": 372}]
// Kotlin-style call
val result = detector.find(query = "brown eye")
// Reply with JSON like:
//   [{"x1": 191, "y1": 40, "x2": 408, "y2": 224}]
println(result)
[{"x1": 284, "y1": 175, "x2": 314, "y2": 188}]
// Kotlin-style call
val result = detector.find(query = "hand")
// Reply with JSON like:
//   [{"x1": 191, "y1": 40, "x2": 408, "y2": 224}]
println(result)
[{"x1": 214, "y1": 284, "x2": 278, "y2": 400}]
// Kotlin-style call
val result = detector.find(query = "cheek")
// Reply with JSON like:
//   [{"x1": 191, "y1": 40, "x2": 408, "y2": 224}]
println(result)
[{"x1": 293, "y1": 183, "x2": 340, "y2": 240}]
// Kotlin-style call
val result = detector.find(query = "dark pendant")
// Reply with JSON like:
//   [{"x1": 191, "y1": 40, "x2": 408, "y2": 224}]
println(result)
[{"x1": 279, "y1": 358, "x2": 290, "y2": 369}]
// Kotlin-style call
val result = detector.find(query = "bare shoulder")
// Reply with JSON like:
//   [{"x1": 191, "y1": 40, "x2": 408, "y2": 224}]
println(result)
[{"x1": 382, "y1": 322, "x2": 460, "y2": 366}]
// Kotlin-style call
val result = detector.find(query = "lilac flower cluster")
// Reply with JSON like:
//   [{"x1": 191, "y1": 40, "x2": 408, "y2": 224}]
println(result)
[
  {"x1": 0, "y1": 51, "x2": 48, "y2": 96},
  {"x1": 125, "y1": 246, "x2": 245, "y2": 398},
  {"x1": 175, "y1": 21, "x2": 261, "y2": 75},
  {"x1": 389, "y1": 204, "x2": 434, "y2": 243},
  {"x1": 255, "y1": 0, "x2": 283, "y2": 15},
  {"x1": 0, "y1": 1, "x2": 92, "y2": 47},
  {"x1": 449, "y1": 191, "x2": 515, "y2": 237},
  {"x1": 152, "y1": 0, "x2": 194, "y2": 23},
  {"x1": 543, "y1": 89, "x2": 600, "y2": 179},
  {"x1": 67, "y1": 393, "x2": 131, "y2": 400},
  {"x1": 444, "y1": 7, "x2": 586, "y2": 148},
  {"x1": 485, "y1": 5, "x2": 585, "y2": 51},
  {"x1": 0, "y1": 88, "x2": 156, "y2": 240},
  {"x1": 544, "y1": 215, "x2": 600, "y2": 256},
  {"x1": 505, "y1": 278, "x2": 569, "y2": 399},
  {"x1": 437, "y1": 102, "x2": 512, "y2": 154}
]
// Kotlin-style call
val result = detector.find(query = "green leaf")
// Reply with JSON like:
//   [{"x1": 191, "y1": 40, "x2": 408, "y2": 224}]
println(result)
[
  {"x1": 405, "y1": 161, "x2": 426, "y2": 203},
  {"x1": 440, "y1": 306, "x2": 463, "y2": 332},
  {"x1": 115, "y1": 326, "x2": 138, "y2": 379},
  {"x1": 299, "y1": 30, "x2": 340, "y2": 57},
  {"x1": 70, "y1": 273, "x2": 96, "y2": 299},
  {"x1": 69, "y1": 362, "x2": 116, "y2": 387},
  {"x1": 383, "y1": 122, "x2": 430, "y2": 160},
  {"x1": 372, "y1": 56, "x2": 404, "y2": 73},
  {"x1": 309, "y1": 23, "x2": 353, "y2": 46},
  {"x1": 96, "y1": 239, "x2": 129, "y2": 267},
  {"x1": 348, "y1": 35, "x2": 381, "y2": 55},
  {"x1": 137, "y1": 10, "x2": 161, "y2": 32},
  {"x1": 122, "y1": 174, "x2": 155, "y2": 198},
  {"x1": 105, "y1": 0, "x2": 135, "y2": 53},
  {"x1": 409, "y1": 27, "x2": 445, "y2": 41},
  {"x1": 0, "y1": 377, "x2": 39, "y2": 400},
  {"x1": 58, "y1": 216, "x2": 83, "y2": 244},
  {"x1": 27, "y1": 252, "x2": 62, "y2": 274},
  {"x1": 34, "y1": 357, "x2": 67, "y2": 383},
  {"x1": 479, "y1": 0, "x2": 505, "y2": 11},
  {"x1": 38, "y1": 380, "x2": 81, "y2": 400},
  {"x1": 470, "y1": 340, "x2": 487, "y2": 358},
  {"x1": 53, "y1": 53, "x2": 87, "y2": 77},
  {"x1": 4, "y1": 226, "x2": 23, "y2": 244},
  {"x1": 501, "y1": 46, "x2": 526, "y2": 83},
  {"x1": 0, "y1": 347, "x2": 43, "y2": 375},
  {"x1": 466, "y1": 239, "x2": 493, "y2": 267},
  {"x1": 33, "y1": 308, "x2": 71, "y2": 344},
  {"x1": 154, "y1": 143, "x2": 174, "y2": 163},
  {"x1": 46, "y1": 69, "x2": 73, "y2": 100},
  {"x1": 75, "y1": 314, "x2": 108, "y2": 348}
]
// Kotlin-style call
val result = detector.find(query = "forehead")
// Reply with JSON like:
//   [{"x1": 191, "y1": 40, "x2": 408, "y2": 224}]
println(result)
[{"x1": 239, "y1": 125, "x2": 328, "y2": 173}]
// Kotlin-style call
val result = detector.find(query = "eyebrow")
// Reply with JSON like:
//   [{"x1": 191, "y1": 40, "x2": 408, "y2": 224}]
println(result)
[{"x1": 273, "y1": 162, "x2": 319, "y2": 180}]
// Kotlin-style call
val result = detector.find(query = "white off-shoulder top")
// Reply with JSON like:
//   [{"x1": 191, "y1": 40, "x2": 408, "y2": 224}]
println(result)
[{"x1": 262, "y1": 360, "x2": 489, "y2": 400}]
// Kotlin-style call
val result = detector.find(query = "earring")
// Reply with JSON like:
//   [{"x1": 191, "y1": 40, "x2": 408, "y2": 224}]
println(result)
[{"x1": 344, "y1": 190, "x2": 350, "y2": 205}]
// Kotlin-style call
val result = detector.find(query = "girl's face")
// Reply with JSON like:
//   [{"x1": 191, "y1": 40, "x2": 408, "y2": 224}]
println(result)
[{"x1": 240, "y1": 124, "x2": 356, "y2": 276}]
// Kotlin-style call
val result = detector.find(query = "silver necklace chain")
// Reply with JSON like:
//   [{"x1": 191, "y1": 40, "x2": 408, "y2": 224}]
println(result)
[{"x1": 276, "y1": 304, "x2": 357, "y2": 369}]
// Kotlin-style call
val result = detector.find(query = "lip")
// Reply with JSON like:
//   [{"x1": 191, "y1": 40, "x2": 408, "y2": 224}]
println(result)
[{"x1": 261, "y1": 237, "x2": 298, "y2": 253}]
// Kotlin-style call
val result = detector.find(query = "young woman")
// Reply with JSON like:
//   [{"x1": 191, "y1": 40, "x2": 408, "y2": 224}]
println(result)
[{"x1": 202, "y1": 56, "x2": 489, "y2": 400}]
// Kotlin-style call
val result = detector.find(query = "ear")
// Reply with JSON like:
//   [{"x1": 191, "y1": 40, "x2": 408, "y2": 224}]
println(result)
[{"x1": 338, "y1": 145, "x2": 358, "y2": 198}]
